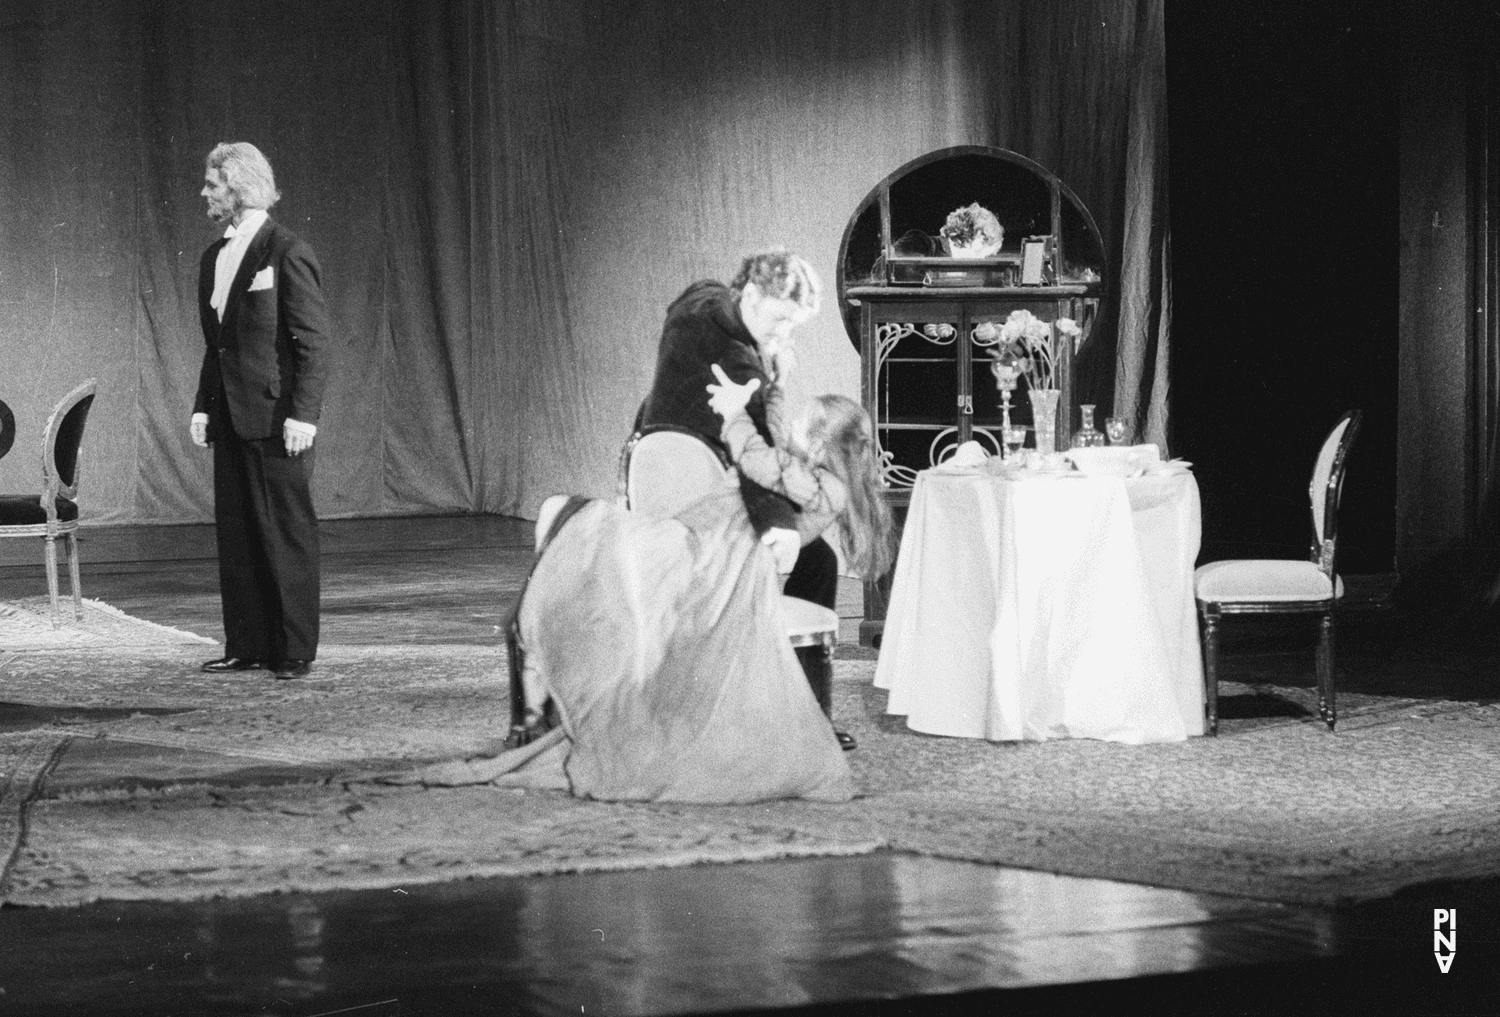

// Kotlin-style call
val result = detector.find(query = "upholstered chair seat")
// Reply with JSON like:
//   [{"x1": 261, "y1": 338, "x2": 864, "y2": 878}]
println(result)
[
  {"x1": 1194, "y1": 559, "x2": 1344, "y2": 603},
  {"x1": 0, "y1": 495, "x2": 80, "y2": 526}
]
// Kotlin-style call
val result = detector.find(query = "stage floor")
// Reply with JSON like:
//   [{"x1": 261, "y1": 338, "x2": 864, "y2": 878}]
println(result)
[{"x1": 0, "y1": 516, "x2": 1496, "y2": 1015}]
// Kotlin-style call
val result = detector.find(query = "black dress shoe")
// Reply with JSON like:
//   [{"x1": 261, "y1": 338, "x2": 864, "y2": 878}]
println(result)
[
  {"x1": 201, "y1": 657, "x2": 263, "y2": 673},
  {"x1": 273, "y1": 659, "x2": 312, "y2": 680},
  {"x1": 836, "y1": 730, "x2": 857, "y2": 751}
]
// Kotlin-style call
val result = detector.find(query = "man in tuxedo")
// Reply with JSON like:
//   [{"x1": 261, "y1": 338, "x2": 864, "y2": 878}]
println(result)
[
  {"x1": 190, "y1": 142, "x2": 335, "y2": 680},
  {"x1": 637, "y1": 248, "x2": 838, "y2": 613}
]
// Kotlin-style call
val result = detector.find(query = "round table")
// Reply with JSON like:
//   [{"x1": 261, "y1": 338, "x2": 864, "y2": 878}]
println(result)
[{"x1": 875, "y1": 464, "x2": 1204, "y2": 743}]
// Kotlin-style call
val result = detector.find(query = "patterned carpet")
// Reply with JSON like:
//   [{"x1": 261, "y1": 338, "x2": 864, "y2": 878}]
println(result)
[{"x1": 4, "y1": 617, "x2": 1500, "y2": 909}]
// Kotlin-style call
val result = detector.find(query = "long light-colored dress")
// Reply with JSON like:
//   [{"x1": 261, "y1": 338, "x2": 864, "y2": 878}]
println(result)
[
  {"x1": 395, "y1": 408, "x2": 855, "y2": 800},
  {"x1": 513, "y1": 481, "x2": 854, "y2": 804}
]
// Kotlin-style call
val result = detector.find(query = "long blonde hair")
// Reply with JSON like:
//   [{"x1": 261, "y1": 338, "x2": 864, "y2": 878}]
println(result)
[{"x1": 804, "y1": 395, "x2": 894, "y2": 579}]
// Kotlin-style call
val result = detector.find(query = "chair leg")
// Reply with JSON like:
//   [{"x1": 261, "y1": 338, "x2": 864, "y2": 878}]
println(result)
[
  {"x1": 1317, "y1": 610, "x2": 1336, "y2": 731},
  {"x1": 43, "y1": 533, "x2": 61, "y2": 629},
  {"x1": 67, "y1": 531, "x2": 83, "y2": 621},
  {"x1": 1199, "y1": 605, "x2": 1220, "y2": 735},
  {"x1": 503, "y1": 610, "x2": 555, "y2": 749},
  {"x1": 506, "y1": 619, "x2": 527, "y2": 732}
]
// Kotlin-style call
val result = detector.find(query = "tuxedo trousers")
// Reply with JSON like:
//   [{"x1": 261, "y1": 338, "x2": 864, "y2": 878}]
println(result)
[{"x1": 212, "y1": 420, "x2": 320, "y2": 662}]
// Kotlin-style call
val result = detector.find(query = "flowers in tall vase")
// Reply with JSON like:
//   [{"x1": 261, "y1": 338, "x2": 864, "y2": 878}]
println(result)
[{"x1": 977, "y1": 310, "x2": 1072, "y2": 391}]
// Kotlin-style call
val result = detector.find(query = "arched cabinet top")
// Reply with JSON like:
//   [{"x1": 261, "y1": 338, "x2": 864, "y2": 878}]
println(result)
[{"x1": 836, "y1": 145, "x2": 1107, "y2": 349}]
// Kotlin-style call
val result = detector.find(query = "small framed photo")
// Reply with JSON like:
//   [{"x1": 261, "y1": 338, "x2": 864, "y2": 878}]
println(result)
[{"x1": 1021, "y1": 236, "x2": 1051, "y2": 285}]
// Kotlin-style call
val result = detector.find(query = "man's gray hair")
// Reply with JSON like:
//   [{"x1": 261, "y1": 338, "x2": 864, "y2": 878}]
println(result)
[
  {"x1": 206, "y1": 142, "x2": 281, "y2": 211},
  {"x1": 730, "y1": 249, "x2": 822, "y2": 313}
]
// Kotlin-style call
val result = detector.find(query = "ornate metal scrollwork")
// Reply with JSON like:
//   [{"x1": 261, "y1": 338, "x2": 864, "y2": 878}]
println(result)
[
  {"x1": 875, "y1": 321, "x2": 956, "y2": 370},
  {"x1": 877, "y1": 445, "x2": 920, "y2": 489},
  {"x1": 928, "y1": 427, "x2": 959, "y2": 467},
  {"x1": 874, "y1": 321, "x2": 958, "y2": 490},
  {"x1": 875, "y1": 322, "x2": 915, "y2": 366},
  {"x1": 969, "y1": 319, "x2": 1004, "y2": 348}
]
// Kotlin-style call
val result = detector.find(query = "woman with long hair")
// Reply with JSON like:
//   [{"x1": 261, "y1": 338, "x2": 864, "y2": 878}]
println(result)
[{"x1": 712, "y1": 379, "x2": 895, "y2": 584}]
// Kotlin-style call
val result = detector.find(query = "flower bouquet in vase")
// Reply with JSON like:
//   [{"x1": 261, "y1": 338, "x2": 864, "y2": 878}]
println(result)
[{"x1": 979, "y1": 311, "x2": 1080, "y2": 453}]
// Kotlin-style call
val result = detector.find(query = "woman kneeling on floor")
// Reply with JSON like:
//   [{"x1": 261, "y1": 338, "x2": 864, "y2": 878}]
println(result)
[{"x1": 486, "y1": 374, "x2": 893, "y2": 805}]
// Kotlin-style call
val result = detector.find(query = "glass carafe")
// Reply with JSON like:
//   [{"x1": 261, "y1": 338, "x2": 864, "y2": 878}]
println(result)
[{"x1": 1072, "y1": 404, "x2": 1106, "y2": 448}]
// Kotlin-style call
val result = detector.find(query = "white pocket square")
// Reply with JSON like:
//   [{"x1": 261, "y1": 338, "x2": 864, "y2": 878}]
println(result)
[{"x1": 248, "y1": 266, "x2": 274, "y2": 291}]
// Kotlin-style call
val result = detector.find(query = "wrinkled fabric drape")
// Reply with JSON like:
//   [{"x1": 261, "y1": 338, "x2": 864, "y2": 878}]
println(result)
[
  {"x1": 0, "y1": 0, "x2": 1168, "y2": 523},
  {"x1": 1114, "y1": 0, "x2": 1172, "y2": 450}
]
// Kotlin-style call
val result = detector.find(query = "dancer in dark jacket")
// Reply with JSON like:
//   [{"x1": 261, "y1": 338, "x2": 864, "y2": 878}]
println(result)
[{"x1": 636, "y1": 249, "x2": 838, "y2": 611}]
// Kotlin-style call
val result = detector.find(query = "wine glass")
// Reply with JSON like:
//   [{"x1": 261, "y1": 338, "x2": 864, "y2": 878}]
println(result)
[
  {"x1": 1003, "y1": 425, "x2": 1027, "y2": 459},
  {"x1": 1104, "y1": 417, "x2": 1129, "y2": 446}
]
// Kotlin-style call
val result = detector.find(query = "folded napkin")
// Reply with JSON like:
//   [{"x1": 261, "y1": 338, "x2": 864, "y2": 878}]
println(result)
[{"x1": 944, "y1": 440, "x2": 991, "y2": 468}]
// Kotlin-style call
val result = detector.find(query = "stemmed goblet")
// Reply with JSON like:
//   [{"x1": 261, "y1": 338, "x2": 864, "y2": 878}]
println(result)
[{"x1": 990, "y1": 354, "x2": 1025, "y2": 459}]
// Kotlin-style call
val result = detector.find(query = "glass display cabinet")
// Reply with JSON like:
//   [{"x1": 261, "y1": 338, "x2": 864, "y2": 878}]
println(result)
[{"x1": 837, "y1": 145, "x2": 1108, "y2": 644}]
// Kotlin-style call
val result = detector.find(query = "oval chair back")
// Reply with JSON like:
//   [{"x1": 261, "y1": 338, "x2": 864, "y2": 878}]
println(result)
[
  {"x1": 622, "y1": 426, "x2": 732, "y2": 518},
  {"x1": 46, "y1": 379, "x2": 97, "y2": 503},
  {"x1": 1308, "y1": 409, "x2": 1362, "y2": 576}
]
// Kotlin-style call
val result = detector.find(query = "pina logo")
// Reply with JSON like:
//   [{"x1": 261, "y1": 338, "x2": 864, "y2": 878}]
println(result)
[{"x1": 1434, "y1": 908, "x2": 1457, "y2": 973}]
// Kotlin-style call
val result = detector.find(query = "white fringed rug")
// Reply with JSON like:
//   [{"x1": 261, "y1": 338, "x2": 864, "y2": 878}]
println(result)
[{"x1": 0, "y1": 597, "x2": 217, "y2": 652}]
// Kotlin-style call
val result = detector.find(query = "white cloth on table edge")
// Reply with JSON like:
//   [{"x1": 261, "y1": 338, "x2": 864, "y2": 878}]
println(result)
[{"x1": 875, "y1": 468, "x2": 1204, "y2": 744}]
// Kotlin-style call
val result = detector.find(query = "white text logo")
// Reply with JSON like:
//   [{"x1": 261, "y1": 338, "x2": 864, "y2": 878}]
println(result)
[{"x1": 1434, "y1": 908, "x2": 1457, "y2": 973}]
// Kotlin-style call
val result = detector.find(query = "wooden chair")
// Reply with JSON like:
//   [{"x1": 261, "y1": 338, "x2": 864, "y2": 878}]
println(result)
[
  {"x1": 618, "y1": 427, "x2": 852, "y2": 748},
  {"x1": 1194, "y1": 410, "x2": 1363, "y2": 734},
  {"x1": 0, "y1": 380, "x2": 98, "y2": 627}
]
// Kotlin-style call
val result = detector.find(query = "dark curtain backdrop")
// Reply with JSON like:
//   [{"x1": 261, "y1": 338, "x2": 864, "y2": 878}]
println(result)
[{"x1": 0, "y1": 0, "x2": 1168, "y2": 524}]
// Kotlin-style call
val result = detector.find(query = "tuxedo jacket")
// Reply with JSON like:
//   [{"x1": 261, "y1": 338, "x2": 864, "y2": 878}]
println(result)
[
  {"x1": 638, "y1": 280, "x2": 798, "y2": 533},
  {"x1": 194, "y1": 218, "x2": 335, "y2": 442}
]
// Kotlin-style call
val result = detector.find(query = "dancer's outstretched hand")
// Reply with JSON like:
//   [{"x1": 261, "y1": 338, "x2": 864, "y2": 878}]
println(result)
[{"x1": 706, "y1": 363, "x2": 761, "y2": 419}]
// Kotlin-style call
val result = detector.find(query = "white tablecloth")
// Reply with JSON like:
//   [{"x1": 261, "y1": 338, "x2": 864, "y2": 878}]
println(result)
[{"x1": 874, "y1": 467, "x2": 1205, "y2": 743}]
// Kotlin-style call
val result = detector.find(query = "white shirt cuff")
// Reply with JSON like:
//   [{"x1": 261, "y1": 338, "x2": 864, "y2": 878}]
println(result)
[
  {"x1": 192, "y1": 413, "x2": 209, "y2": 425},
  {"x1": 283, "y1": 418, "x2": 317, "y2": 438}
]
